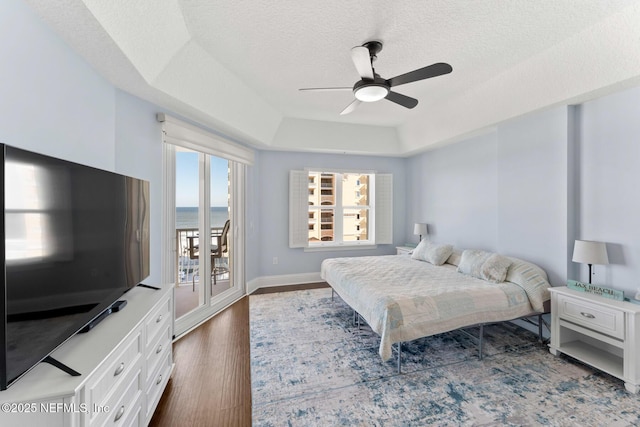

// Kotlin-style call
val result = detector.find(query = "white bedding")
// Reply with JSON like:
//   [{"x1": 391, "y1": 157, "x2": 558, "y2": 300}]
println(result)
[{"x1": 320, "y1": 255, "x2": 551, "y2": 361}]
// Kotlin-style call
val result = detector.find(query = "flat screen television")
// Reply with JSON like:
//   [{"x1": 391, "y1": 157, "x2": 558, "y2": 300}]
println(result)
[{"x1": 0, "y1": 143, "x2": 150, "y2": 389}]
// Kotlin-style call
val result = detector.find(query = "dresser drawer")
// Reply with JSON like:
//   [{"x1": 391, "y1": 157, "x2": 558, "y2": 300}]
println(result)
[
  {"x1": 86, "y1": 329, "x2": 143, "y2": 418},
  {"x1": 145, "y1": 294, "x2": 172, "y2": 349},
  {"x1": 557, "y1": 295, "x2": 624, "y2": 340},
  {"x1": 145, "y1": 351, "x2": 173, "y2": 421},
  {"x1": 95, "y1": 368, "x2": 143, "y2": 427},
  {"x1": 146, "y1": 322, "x2": 172, "y2": 384}
]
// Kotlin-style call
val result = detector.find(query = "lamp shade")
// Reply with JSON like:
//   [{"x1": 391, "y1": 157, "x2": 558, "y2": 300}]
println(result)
[
  {"x1": 413, "y1": 223, "x2": 427, "y2": 236},
  {"x1": 572, "y1": 240, "x2": 609, "y2": 265}
]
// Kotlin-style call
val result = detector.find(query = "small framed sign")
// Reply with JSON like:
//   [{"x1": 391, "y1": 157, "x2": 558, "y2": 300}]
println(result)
[{"x1": 567, "y1": 280, "x2": 624, "y2": 301}]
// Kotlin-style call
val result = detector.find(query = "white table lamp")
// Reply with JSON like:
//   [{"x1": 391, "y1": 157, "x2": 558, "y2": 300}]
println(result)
[
  {"x1": 414, "y1": 223, "x2": 427, "y2": 243},
  {"x1": 572, "y1": 240, "x2": 609, "y2": 284}
]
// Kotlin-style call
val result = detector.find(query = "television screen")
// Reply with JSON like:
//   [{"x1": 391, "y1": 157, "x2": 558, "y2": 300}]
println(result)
[{"x1": 1, "y1": 144, "x2": 150, "y2": 388}]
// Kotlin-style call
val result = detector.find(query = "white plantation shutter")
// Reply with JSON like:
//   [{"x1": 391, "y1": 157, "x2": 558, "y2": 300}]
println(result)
[
  {"x1": 374, "y1": 174, "x2": 393, "y2": 244},
  {"x1": 289, "y1": 170, "x2": 309, "y2": 248}
]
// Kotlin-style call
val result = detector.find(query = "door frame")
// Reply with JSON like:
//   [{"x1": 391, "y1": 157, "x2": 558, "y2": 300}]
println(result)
[{"x1": 161, "y1": 135, "x2": 247, "y2": 338}]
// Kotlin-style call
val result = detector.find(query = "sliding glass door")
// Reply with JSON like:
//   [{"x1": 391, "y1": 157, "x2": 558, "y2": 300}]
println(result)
[
  {"x1": 173, "y1": 148, "x2": 234, "y2": 323},
  {"x1": 159, "y1": 114, "x2": 251, "y2": 338},
  {"x1": 165, "y1": 146, "x2": 245, "y2": 337}
]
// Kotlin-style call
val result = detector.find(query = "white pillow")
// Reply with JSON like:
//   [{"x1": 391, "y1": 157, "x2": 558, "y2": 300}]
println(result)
[
  {"x1": 480, "y1": 253, "x2": 512, "y2": 283},
  {"x1": 457, "y1": 249, "x2": 492, "y2": 278},
  {"x1": 505, "y1": 257, "x2": 551, "y2": 312},
  {"x1": 446, "y1": 250, "x2": 462, "y2": 266},
  {"x1": 411, "y1": 240, "x2": 454, "y2": 266}
]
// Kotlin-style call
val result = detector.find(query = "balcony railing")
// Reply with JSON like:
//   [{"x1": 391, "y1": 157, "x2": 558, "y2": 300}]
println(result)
[{"x1": 175, "y1": 226, "x2": 224, "y2": 286}]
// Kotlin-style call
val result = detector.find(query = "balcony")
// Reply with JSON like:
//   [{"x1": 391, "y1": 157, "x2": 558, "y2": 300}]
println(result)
[
  {"x1": 174, "y1": 226, "x2": 229, "y2": 318},
  {"x1": 175, "y1": 226, "x2": 229, "y2": 283}
]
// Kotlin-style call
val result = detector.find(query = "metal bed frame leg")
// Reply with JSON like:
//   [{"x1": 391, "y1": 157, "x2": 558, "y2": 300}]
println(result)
[
  {"x1": 538, "y1": 314, "x2": 544, "y2": 343},
  {"x1": 478, "y1": 324, "x2": 484, "y2": 360},
  {"x1": 397, "y1": 342, "x2": 403, "y2": 374}
]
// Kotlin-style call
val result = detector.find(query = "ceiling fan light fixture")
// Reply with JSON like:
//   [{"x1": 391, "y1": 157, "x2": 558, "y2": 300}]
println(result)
[
  {"x1": 301, "y1": 39, "x2": 452, "y2": 114},
  {"x1": 354, "y1": 84, "x2": 389, "y2": 102}
]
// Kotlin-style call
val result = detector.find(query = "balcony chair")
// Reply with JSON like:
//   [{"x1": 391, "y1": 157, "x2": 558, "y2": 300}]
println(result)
[
  {"x1": 188, "y1": 219, "x2": 230, "y2": 291},
  {"x1": 211, "y1": 219, "x2": 230, "y2": 286}
]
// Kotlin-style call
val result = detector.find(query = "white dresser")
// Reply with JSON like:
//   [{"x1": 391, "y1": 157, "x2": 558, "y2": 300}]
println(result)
[
  {"x1": 0, "y1": 285, "x2": 173, "y2": 426},
  {"x1": 549, "y1": 286, "x2": 640, "y2": 393}
]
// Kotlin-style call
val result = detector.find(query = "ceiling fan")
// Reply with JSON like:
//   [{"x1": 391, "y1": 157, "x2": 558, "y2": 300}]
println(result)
[{"x1": 299, "y1": 41, "x2": 453, "y2": 115}]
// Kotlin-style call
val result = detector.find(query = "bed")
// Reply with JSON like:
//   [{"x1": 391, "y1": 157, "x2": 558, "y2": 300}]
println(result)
[{"x1": 320, "y1": 245, "x2": 551, "y2": 369}]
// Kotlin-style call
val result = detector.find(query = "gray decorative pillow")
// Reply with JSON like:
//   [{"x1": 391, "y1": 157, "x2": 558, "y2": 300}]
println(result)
[
  {"x1": 480, "y1": 253, "x2": 512, "y2": 283},
  {"x1": 457, "y1": 249, "x2": 492, "y2": 278},
  {"x1": 411, "y1": 241, "x2": 453, "y2": 266}
]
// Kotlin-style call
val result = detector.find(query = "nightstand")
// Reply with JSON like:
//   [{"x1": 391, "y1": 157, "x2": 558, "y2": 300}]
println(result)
[
  {"x1": 549, "y1": 286, "x2": 640, "y2": 393},
  {"x1": 396, "y1": 246, "x2": 414, "y2": 256}
]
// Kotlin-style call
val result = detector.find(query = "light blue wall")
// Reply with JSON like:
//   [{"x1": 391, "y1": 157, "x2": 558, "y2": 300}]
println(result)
[
  {"x1": 249, "y1": 150, "x2": 407, "y2": 280},
  {"x1": 578, "y1": 86, "x2": 640, "y2": 294},
  {"x1": 407, "y1": 107, "x2": 571, "y2": 286},
  {"x1": 0, "y1": 0, "x2": 164, "y2": 284},
  {"x1": 114, "y1": 91, "x2": 164, "y2": 285},
  {"x1": 406, "y1": 96, "x2": 640, "y2": 296},
  {"x1": 406, "y1": 132, "x2": 499, "y2": 250},
  {"x1": 245, "y1": 154, "x2": 261, "y2": 282},
  {"x1": 496, "y1": 106, "x2": 570, "y2": 286},
  {"x1": 0, "y1": 0, "x2": 115, "y2": 170}
]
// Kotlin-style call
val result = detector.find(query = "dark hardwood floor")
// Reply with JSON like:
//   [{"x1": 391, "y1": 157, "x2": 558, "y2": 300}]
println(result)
[{"x1": 150, "y1": 282, "x2": 329, "y2": 427}]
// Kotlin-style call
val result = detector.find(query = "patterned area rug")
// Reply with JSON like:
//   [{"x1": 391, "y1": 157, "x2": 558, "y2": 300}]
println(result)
[{"x1": 250, "y1": 289, "x2": 640, "y2": 426}]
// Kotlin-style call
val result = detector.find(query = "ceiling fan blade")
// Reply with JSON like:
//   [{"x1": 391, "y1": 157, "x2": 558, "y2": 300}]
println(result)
[
  {"x1": 351, "y1": 46, "x2": 374, "y2": 80},
  {"x1": 340, "y1": 99, "x2": 362, "y2": 115},
  {"x1": 299, "y1": 87, "x2": 352, "y2": 92},
  {"x1": 385, "y1": 91, "x2": 418, "y2": 109},
  {"x1": 387, "y1": 62, "x2": 453, "y2": 87}
]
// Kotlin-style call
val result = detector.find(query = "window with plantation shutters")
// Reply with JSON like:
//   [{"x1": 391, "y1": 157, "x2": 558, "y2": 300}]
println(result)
[
  {"x1": 289, "y1": 170, "x2": 310, "y2": 248},
  {"x1": 289, "y1": 170, "x2": 392, "y2": 249},
  {"x1": 373, "y1": 173, "x2": 393, "y2": 244}
]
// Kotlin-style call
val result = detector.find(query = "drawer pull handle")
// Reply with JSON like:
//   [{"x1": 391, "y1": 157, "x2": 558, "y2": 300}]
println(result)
[
  {"x1": 114, "y1": 405, "x2": 125, "y2": 422},
  {"x1": 156, "y1": 344, "x2": 163, "y2": 354},
  {"x1": 580, "y1": 312, "x2": 596, "y2": 319},
  {"x1": 113, "y1": 362, "x2": 125, "y2": 377},
  {"x1": 156, "y1": 314, "x2": 163, "y2": 323},
  {"x1": 156, "y1": 374, "x2": 163, "y2": 385}
]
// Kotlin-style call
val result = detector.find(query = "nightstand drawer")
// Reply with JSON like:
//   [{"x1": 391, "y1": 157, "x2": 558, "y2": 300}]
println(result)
[{"x1": 557, "y1": 295, "x2": 624, "y2": 340}]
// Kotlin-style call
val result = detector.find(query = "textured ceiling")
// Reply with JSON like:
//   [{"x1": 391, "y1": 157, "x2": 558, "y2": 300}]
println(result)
[{"x1": 24, "y1": 0, "x2": 640, "y2": 155}]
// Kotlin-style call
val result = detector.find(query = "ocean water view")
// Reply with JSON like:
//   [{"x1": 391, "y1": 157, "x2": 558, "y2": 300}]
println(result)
[{"x1": 176, "y1": 206, "x2": 229, "y2": 229}]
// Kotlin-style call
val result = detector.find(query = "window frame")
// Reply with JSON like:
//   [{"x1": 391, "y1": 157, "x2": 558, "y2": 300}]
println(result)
[
  {"x1": 307, "y1": 171, "x2": 373, "y2": 248},
  {"x1": 289, "y1": 169, "x2": 392, "y2": 251}
]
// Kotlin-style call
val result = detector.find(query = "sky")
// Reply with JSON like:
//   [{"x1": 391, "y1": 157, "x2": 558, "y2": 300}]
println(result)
[{"x1": 175, "y1": 151, "x2": 229, "y2": 207}]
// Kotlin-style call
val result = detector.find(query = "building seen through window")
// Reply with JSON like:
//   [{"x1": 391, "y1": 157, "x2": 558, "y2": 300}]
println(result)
[{"x1": 307, "y1": 172, "x2": 370, "y2": 244}]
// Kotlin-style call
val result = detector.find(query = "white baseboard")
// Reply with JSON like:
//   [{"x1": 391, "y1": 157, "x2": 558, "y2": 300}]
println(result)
[{"x1": 247, "y1": 272, "x2": 322, "y2": 294}]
